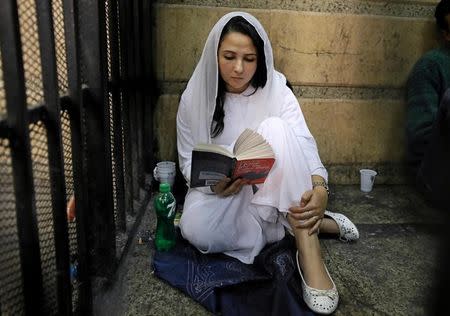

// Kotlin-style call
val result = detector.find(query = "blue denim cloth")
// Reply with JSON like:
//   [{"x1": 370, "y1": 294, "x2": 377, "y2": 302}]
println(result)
[{"x1": 153, "y1": 230, "x2": 314, "y2": 316}]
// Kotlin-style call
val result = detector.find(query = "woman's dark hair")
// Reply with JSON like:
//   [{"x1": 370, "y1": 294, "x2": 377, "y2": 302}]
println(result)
[
  {"x1": 211, "y1": 16, "x2": 267, "y2": 137},
  {"x1": 435, "y1": 0, "x2": 450, "y2": 31}
]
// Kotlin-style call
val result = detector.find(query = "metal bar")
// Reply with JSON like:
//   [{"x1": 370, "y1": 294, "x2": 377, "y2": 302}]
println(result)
[
  {"x1": 4, "y1": 103, "x2": 57, "y2": 125},
  {"x1": 118, "y1": 0, "x2": 134, "y2": 216},
  {"x1": 34, "y1": 0, "x2": 72, "y2": 313},
  {"x1": 126, "y1": 0, "x2": 139, "y2": 204},
  {"x1": 133, "y1": 0, "x2": 144, "y2": 192},
  {"x1": 98, "y1": 0, "x2": 117, "y2": 272},
  {"x1": 61, "y1": 0, "x2": 92, "y2": 313},
  {"x1": 1, "y1": 105, "x2": 48, "y2": 132},
  {"x1": 60, "y1": 96, "x2": 71, "y2": 112},
  {"x1": 78, "y1": 0, "x2": 116, "y2": 275},
  {"x1": 0, "y1": 0, "x2": 44, "y2": 314},
  {"x1": 141, "y1": 0, "x2": 154, "y2": 176},
  {"x1": 0, "y1": 121, "x2": 11, "y2": 139},
  {"x1": 108, "y1": 0, "x2": 126, "y2": 232},
  {"x1": 117, "y1": 184, "x2": 151, "y2": 264},
  {"x1": 26, "y1": 104, "x2": 47, "y2": 125}
]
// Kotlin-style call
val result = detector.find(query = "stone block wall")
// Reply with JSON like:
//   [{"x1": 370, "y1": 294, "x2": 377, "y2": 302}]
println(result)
[{"x1": 152, "y1": 0, "x2": 440, "y2": 184}]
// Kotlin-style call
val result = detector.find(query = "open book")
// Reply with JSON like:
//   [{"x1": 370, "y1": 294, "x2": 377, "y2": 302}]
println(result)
[{"x1": 190, "y1": 129, "x2": 275, "y2": 187}]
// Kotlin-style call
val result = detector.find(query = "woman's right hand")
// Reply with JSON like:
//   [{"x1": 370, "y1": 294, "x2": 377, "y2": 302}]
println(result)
[{"x1": 212, "y1": 177, "x2": 247, "y2": 197}]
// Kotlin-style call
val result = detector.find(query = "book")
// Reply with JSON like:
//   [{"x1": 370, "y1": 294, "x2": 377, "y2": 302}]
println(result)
[{"x1": 190, "y1": 129, "x2": 275, "y2": 187}]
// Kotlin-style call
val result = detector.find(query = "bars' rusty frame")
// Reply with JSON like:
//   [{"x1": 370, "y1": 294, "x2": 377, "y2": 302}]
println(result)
[{"x1": 0, "y1": 0, "x2": 153, "y2": 314}]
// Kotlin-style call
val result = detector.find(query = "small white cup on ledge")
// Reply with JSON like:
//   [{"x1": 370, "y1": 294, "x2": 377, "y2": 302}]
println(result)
[{"x1": 360, "y1": 169, "x2": 377, "y2": 193}]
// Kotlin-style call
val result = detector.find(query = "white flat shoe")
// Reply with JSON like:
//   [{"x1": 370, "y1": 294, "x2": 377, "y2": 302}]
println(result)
[
  {"x1": 296, "y1": 251, "x2": 339, "y2": 315},
  {"x1": 324, "y1": 210, "x2": 359, "y2": 242}
]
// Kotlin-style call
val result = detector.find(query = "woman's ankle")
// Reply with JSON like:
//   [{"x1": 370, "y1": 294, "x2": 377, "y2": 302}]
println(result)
[
  {"x1": 297, "y1": 250, "x2": 333, "y2": 290},
  {"x1": 294, "y1": 230, "x2": 333, "y2": 290}
]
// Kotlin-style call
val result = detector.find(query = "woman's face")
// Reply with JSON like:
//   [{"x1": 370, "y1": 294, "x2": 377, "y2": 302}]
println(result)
[{"x1": 218, "y1": 31, "x2": 258, "y2": 94}]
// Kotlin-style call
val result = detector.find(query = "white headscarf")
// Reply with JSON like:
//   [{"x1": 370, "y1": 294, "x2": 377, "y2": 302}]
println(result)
[{"x1": 182, "y1": 11, "x2": 287, "y2": 144}]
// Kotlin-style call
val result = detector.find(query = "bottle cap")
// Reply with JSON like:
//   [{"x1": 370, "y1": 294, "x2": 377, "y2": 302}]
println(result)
[{"x1": 159, "y1": 183, "x2": 171, "y2": 193}]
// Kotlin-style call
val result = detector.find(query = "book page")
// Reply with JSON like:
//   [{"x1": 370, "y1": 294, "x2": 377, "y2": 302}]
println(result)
[
  {"x1": 236, "y1": 144, "x2": 274, "y2": 160},
  {"x1": 233, "y1": 129, "x2": 274, "y2": 160},
  {"x1": 239, "y1": 136, "x2": 269, "y2": 153},
  {"x1": 194, "y1": 143, "x2": 234, "y2": 158},
  {"x1": 233, "y1": 128, "x2": 254, "y2": 153}
]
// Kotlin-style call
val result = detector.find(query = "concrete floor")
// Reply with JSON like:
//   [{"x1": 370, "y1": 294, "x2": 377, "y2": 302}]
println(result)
[{"x1": 99, "y1": 185, "x2": 448, "y2": 316}]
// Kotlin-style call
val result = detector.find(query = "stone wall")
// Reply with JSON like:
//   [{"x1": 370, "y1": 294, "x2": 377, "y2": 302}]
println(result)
[{"x1": 152, "y1": 0, "x2": 440, "y2": 184}]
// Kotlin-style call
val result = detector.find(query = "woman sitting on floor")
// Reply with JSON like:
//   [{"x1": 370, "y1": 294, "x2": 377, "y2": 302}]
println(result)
[{"x1": 176, "y1": 12, "x2": 359, "y2": 315}]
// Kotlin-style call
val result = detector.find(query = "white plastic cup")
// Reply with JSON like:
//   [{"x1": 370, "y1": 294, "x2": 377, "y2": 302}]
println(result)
[
  {"x1": 153, "y1": 161, "x2": 176, "y2": 187},
  {"x1": 360, "y1": 169, "x2": 377, "y2": 193}
]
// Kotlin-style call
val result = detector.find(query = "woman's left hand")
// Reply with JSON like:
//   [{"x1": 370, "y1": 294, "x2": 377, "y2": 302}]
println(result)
[
  {"x1": 212, "y1": 177, "x2": 247, "y2": 197},
  {"x1": 288, "y1": 186, "x2": 328, "y2": 235}
]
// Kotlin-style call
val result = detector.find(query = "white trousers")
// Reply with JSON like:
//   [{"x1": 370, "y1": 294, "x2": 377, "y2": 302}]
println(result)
[{"x1": 180, "y1": 117, "x2": 313, "y2": 264}]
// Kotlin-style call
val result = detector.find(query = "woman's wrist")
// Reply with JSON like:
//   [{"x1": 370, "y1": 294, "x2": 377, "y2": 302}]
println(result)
[
  {"x1": 311, "y1": 175, "x2": 329, "y2": 196},
  {"x1": 313, "y1": 185, "x2": 328, "y2": 196},
  {"x1": 312, "y1": 185, "x2": 328, "y2": 214}
]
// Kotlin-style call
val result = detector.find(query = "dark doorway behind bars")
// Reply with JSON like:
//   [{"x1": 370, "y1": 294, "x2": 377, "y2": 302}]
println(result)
[{"x1": 0, "y1": 0, "x2": 154, "y2": 314}]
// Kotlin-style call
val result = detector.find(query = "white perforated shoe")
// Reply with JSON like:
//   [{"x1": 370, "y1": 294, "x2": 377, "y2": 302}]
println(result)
[
  {"x1": 324, "y1": 210, "x2": 359, "y2": 242},
  {"x1": 296, "y1": 251, "x2": 339, "y2": 314}
]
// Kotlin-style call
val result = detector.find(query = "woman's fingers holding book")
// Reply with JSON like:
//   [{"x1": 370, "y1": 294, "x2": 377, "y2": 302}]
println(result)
[
  {"x1": 212, "y1": 177, "x2": 231, "y2": 195},
  {"x1": 215, "y1": 178, "x2": 245, "y2": 197},
  {"x1": 225, "y1": 178, "x2": 246, "y2": 196}
]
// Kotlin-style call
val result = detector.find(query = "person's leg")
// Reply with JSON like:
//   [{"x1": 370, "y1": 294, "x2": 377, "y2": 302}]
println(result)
[
  {"x1": 253, "y1": 117, "x2": 334, "y2": 289},
  {"x1": 180, "y1": 186, "x2": 280, "y2": 264},
  {"x1": 416, "y1": 89, "x2": 450, "y2": 210},
  {"x1": 287, "y1": 215, "x2": 334, "y2": 289},
  {"x1": 179, "y1": 189, "x2": 252, "y2": 254}
]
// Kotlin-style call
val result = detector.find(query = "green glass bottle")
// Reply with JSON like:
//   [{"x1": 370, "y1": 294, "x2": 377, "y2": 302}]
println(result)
[{"x1": 154, "y1": 183, "x2": 176, "y2": 251}]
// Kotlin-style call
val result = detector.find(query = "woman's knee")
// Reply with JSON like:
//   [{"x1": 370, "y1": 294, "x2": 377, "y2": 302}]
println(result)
[
  {"x1": 179, "y1": 211, "x2": 212, "y2": 250},
  {"x1": 257, "y1": 117, "x2": 292, "y2": 141}
]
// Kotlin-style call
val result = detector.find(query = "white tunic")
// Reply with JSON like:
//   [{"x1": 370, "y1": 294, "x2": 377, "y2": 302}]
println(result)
[{"x1": 177, "y1": 85, "x2": 327, "y2": 264}]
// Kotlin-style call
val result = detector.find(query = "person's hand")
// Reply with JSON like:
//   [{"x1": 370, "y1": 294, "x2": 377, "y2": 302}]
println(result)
[
  {"x1": 212, "y1": 177, "x2": 247, "y2": 197},
  {"x1": 288, "y1": 187, "x2": 328, "y2": 235},
  {"x1": 67, "y1": 195, "x2": 76, "y2": 222}
]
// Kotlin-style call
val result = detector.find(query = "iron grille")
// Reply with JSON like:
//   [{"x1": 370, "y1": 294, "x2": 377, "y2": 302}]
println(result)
[
  {"x1": 52, "y1": 0, "x2": 69, "y2": 96},
  {"x1": 60, "y1": 109, "x2": 79, "y2": 312},
  {"x1": 29, "y1": 120, "x2": 58, "y2": 315},
  {"x1": 17, "y1": 0, "x2": 44, "y2": 107},
  {"x1": 0, "y1": 138, "x2": 24, "y2": 315},
  {"x1": 0, "y1": 0, "x2": 153, "y2": 314}
]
